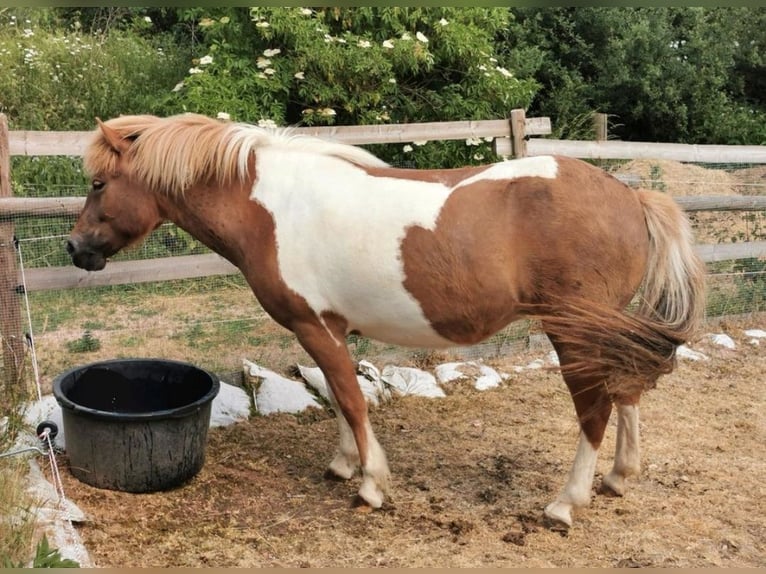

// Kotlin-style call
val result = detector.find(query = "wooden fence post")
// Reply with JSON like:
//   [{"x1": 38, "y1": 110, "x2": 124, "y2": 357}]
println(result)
[
  {"x1": 510, "y1": 108, "x2": 528, "y2": 158},
  {"x1": 0, "y1": 113, "x2": 27, "y2": 399},
  {"x1": 593, "y1": 112, "x2": 608, "y2": 141}
]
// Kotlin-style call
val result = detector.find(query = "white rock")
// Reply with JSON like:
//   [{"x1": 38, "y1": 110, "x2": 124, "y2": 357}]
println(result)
[
  {"x1": 434, "y1": 361, "x2": 507, "y2": 391},
  {"x1": 210, "y1": 382, "x2": 251, "y2": 427},
  {"x1": 473, "y1": 364, "x2": 505, "y2": 391},
  {"x1": 381, "y1": 365, "x2": 445, "y2": 398},
  {"x1": 676, "y1": 344, "x2": 709, "y2": 361},
  {"x1": 26, "y1": 460, "x2": 93, "y2": 567},
  {"x1": 434, "y1": 361, "x2": 472, "y2": 384},
  {"x1": 244, "y1": 360, "x2": 322, "y2": 415},
  {"x1": 744, "y1": 328, "x2": 766, "y2": 339},
  {"x1": 709, "y1": 333, "x2": 736, "y2": 350},
  {"x1": 525, "y1": 358, "x2": 546, "y2": 370},
  {"x1": 296, "y1": 363, "x2": 389, "y2": 406}
]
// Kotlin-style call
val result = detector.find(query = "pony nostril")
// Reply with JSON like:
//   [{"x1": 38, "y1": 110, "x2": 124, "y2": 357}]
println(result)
[{"x1": 66, "y1": 239, "x2": 76, "y2": 255}]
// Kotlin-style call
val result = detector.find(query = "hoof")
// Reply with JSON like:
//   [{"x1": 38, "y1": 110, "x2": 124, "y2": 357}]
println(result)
[
  {"x1": 325, "y1": 455, "x2": 357, "y2": 481},
  {"x1": 543, "y1": 501, "x2": 573, "y2": 529},
  {"x1": 351, "y1": 495, "x2": 375, "y2": 512},
  {"x1": 323, "y1": 468, "x2": 351, "y2": 482},
  {"x1": 357, "y1": 478, "x2": 385, "y2": 509},
  {"x1": 600, "y1": 473, "x2": 626, "y2": 497}
]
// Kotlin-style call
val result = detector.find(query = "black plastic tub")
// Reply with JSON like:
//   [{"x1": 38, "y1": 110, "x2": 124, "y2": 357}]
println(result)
[{"x1": 53, "y1": 358, "x2": 220, "y2": 493}]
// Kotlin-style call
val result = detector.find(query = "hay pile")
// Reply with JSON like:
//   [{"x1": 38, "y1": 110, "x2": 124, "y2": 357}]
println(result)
[
  {"x1": 612, "y1": 159, "x2": 740, "y2": 196},
  {"x1": 612, "y1": 159, "x2": 765, "y2": 245}
]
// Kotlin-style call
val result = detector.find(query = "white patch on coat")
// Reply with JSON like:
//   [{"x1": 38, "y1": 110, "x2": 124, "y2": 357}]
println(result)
[
  {"x1": 251, "y1": 149, "x2": 559, "y2": 346},
  {"x1": 454, "y1": 155, "x2": 558, "y2": 189}
]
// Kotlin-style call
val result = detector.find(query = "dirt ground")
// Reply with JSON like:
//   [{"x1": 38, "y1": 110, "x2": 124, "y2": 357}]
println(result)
[{"x1": 51, "y1": 314, "x2": 766, "y2": 568}]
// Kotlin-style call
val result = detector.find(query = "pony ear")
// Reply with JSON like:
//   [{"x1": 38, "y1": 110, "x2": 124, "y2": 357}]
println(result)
[{"x1": 96, "y1": 117, "x2": 132, "y2": 155}]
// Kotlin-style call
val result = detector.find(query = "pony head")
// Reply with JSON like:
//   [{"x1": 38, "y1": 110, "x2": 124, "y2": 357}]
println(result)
[{"x1": 67, "y1": 115, "x2": 171, "y2": 270}]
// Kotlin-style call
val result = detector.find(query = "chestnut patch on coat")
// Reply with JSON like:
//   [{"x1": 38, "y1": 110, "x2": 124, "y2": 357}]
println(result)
[{"x1": 398, "y1": 158, "x2": 650, "y2": 344}]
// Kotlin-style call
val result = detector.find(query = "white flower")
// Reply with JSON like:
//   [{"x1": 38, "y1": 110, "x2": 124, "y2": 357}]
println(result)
[
  {"x1": 300, "y1": 8, "x2": 312, "y2": 16},
  {"x1": 465, "y1": 137, "x2": 482, "y2": 146},
  {"x1": 258, "y1": 119, "x2": 277, "y2": 129},
  {"x1": 144, "y1": 16, "x2": 152, "y2": 23},
  {"x1": 439, "y1": 18, "x2": 449, "y2": 26},
  {"x1": 401, "y1": 32, "x2": 412, "y2": 40},
  {"x1": 403, "y1": 144, "x2": 413, "y2": 153},
  {"x1": 388, "y1": 78, "x2": 396, "y2": 84},
  {"x1": 188, "y1": 67, "x2": 203, "y2": 74},
  {"x1": 263, "y1": 48, "x2": 281, "y2": 57},
  {"x1": 294, "y1": 71, "x2": 305, "y2": 80},
  {"x1": 478, "y1": 64, "x2": 487, "y2": 71},
  {"x1": 495, "y1": 66, "x2": 514, "y2": 78},
  {"x1": 483, "y1": 136, "x2": 494, "y2": 142},
  {"x1": 172, "y1": 81, "x2": 184, "y2": 92},
  {"x1": 337, "y1": 38, "x2": 347, "y2": 44},
  {"x1": 217, "y1": 112, "x2": 231, "y2": 121},
  {"x1": 319, "y1": 108, "x2": 337, "y2": 116},
  {"x1": 256, "y1": 57, "x2": 271, "y2": 69},
  {"x1": 256, "y1": 21, "x2": 270, "y2": 28},
  {"x1": 382, "y1": 39, "x2": 394, "y2": 49},
  {"x1": 199, "y1": 55, "x2": 213, "y2": 65},
  {"x1": 263, "y1": 68, "x2": 276, "y2": 76},
  {"x1": 416, "y1": 31, "x2": 428, "y2": 43},
  {"x1": 413, "y1": 140, "x2": 428, "y2": 146},
  {"x1": 302, "y1": 109, "x2": 314, "y2": 115},
  {"x1": 473, "y1": 153, "x2": 485, "y2": 161},
  {"x1": 256, "y1": 72, "x2": 267, "y2": 79},
  {"x1": 358, "y1": 40, "x2": 371, "y2": 48}
]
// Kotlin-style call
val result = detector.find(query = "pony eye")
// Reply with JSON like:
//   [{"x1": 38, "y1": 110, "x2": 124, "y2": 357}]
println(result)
[{"x1": 92, "y1": 180, "x2": 105, "y2": 192}]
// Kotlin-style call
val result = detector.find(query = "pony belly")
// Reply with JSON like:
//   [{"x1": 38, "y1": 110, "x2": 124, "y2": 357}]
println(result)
[{"x1": 345, "y1": 314, "x2": 455, "y2": 349}]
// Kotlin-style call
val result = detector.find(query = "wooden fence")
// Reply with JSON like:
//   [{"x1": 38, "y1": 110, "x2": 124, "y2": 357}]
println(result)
[{"x1": 1, "y1": 109, "x2": 765, "y2": 391}]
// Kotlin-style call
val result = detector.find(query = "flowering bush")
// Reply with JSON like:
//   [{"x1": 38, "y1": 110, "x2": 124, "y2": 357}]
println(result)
[
  {"x1": 167, "y1": 7, "x2": 539, "y2": 167},
  {"x1": 0, "y1": 10, "x2": 186, "y2": 130}
]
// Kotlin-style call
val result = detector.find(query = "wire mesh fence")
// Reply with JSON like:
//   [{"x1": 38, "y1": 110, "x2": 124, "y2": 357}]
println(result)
[{"x1": 2, "y1": 157, "x2": 765, "y2": 400}]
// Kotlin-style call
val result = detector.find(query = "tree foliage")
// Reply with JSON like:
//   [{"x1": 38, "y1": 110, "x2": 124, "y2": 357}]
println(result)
[{"x1": 507, "y1": 7, "x2": 766, "y2": 144}]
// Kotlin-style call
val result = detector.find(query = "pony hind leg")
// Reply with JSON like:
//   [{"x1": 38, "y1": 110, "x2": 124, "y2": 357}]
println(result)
[
  {"x1": 600, "y1": 397, "x2": 642, "y2": 496},
  {"x1": 324, "y1": 385, "x2": 361, "y2": 480},
  {"x1": 293, "y1": 321, "x2": 391, "y2": 508},
  {"x1": 543, "y1": 334, "x2": 613, "y2": 528}
]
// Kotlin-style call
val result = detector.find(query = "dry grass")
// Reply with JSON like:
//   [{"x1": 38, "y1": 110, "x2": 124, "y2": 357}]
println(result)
[
  {"x1": 0, "y1": 459, "x2": 39, "y2": 566},
  {"x1": 52, "y1": 313, "x2": 766, "y2": 568}
]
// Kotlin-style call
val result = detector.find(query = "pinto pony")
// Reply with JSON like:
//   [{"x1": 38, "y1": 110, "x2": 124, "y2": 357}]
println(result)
[{"x1": 67, "y1": 113, "x2": 705, "y2": 527}]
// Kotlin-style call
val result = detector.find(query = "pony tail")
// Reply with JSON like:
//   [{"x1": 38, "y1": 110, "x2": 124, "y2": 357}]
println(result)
[
  {"x1": 637, "y1": 189, "x2": 706, "y2": 340},
  {"x1": 528, "y1": 190, "x2": 706, "y2": 392}
]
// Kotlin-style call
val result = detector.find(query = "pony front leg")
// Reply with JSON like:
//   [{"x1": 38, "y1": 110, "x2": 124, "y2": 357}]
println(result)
[{"x1": 293, "y1": 323, "x2": 391, "y2": 508}]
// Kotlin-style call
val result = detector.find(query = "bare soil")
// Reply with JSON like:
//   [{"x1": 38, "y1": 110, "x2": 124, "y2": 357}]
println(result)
[{"x1": 54, "y1": 314, "x2": 766, "y2": 568}]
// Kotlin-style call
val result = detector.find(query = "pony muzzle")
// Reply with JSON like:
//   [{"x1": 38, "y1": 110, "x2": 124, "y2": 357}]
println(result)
[{"x1": 66, "y1": 237, "x2": 108, "y2": 271}]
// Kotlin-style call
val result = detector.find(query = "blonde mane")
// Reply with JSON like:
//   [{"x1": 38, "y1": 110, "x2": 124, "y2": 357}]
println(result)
[{"x1": 84, "y1": 113, "x2": 389, "y2": 195}]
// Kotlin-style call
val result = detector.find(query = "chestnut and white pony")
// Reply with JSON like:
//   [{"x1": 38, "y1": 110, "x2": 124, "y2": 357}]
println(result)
[{"x1": 66, "y1": 113, "x2": 705, "y2": 527}]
